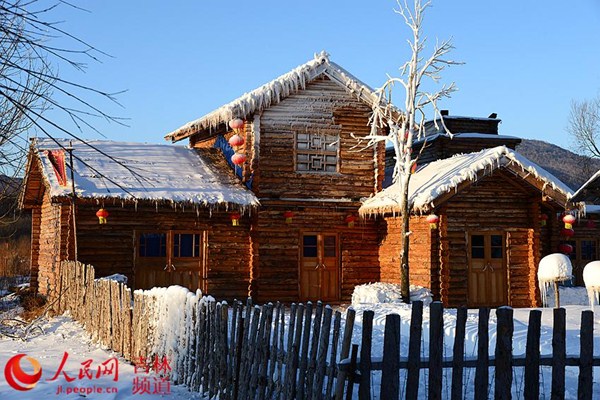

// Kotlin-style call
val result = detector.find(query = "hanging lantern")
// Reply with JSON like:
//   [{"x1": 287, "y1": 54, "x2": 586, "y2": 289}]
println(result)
[
  {"x1": 228, "y1": 118, "x2": 244, "y2": 130},
  {"x1": 540, "y1": 214, "x2": 548, "y2": 227},
  {"x1": 96, "y1": 208, "x2": 109, "y2": 224},
  {"x1": 283, "y1": 211, "x2": 294, "y2": 224},
  {"x1": 231, "y1": 152, "x2": 246, "y2": 165},
  {"x1": 558, "y1": 243, "x2": 573, "y2": 255},
  {"x1": 560, "y1": 228, "x2": 575, "y2": 238},
  {"x1": 586, "y1": 219, "x2": 596, "y2": 229},
  {"x1": 228, "y1": 134, "x2": 245, "y2": 148},
  {"x1": 230, "y1": 212, "x2": 241, "y2": 226},
  {"x1": 345, "y1": 214, "x2": 357, "y2": 228},
  {"x1": 426, "y1": 214, "x2": 439, "y2": 230},
  {"x1": 410, "y1": 163, "x2": 417, "y2": 174},
  {"x1": 562, "y1": 214, "x2": 576, "y2": 229}
]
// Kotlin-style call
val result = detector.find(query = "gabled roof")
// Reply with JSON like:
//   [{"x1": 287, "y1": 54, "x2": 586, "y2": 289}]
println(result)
[
  {"x1": 165, "y1": 51, "x2": 395, "y2": 143},
  {"x1": 21, "y1": 138, "x2": 259, "y2": 210},
  {"x1": 360, "y1": 146, "x2": 572, "y2": 216},
  {"x1": 571, "y1": 169, "x2": 600, "y2": 203}
]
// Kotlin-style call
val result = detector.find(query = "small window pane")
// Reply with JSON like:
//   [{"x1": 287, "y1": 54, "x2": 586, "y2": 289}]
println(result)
[
  {"x1": 303, "y1": 235, "x2": 318, "y2": 257},
  {"x1": 491, "y1": 235, "x2": 503, "y2": 247},
  {"x1": 581, "y1": 240, "x2": 596, "y2": 260},
  {"x1": 139, "y1": 233, "x2": 166, "y2": 257},
  {"x1": 471, "y1": 235, "x2": 484, "y2": 247},
  {"x1": 471, "y1": 247, "x2": 485, "y2": 259},
  {"x1": 324, "y1": 236, "x2": 336, "y2": 257},
  {"x1": 491, "y1": 247, "x2": 503, "y2": 259}
]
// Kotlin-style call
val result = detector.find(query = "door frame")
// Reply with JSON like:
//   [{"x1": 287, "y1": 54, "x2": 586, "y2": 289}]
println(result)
[
  {"x1": 298, "y1": 231, "x2": 341, "y2": 302},
  {"x1": 466, "y1": 230, "x2": 508, "y2": 307}
]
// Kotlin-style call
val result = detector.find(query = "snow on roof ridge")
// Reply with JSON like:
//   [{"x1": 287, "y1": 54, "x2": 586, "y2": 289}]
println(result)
[
  {"x1": 164, "y1": 51, "x2": 385, "y2": 142},
  {"x1": 360, "y1": 145, "x2": 572, "y2": 216},
  {"x1": 32, "y1": 137, "x2": 259, "y2": 209}
]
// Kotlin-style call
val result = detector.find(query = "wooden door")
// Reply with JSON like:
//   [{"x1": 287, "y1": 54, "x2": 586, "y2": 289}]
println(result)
[
  {"x1": 300, "y1": 233, "x2": 339, "y2": 302},
  {"x1": 135, "y1": 231, "x2": 206, "y2": 291},
  {"x1": 468, "y1": 232, "x2": 507, "y2": 307}
]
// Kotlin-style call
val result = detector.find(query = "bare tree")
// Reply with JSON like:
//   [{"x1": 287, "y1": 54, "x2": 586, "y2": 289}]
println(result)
[
  {"x1": 0, "y1": 0, "x2": 124, "y2": 229},
  {"x1": 364, "y1": 0, "x2": 460, "y2": 302},
  {"x1": 568, "y1": 95, "x2": 600, "y2": 159}
]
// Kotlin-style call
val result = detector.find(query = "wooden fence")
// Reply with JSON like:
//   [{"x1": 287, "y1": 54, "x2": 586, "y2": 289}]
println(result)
[{"x1": 52, "y1": 261, "x2": 598, "y2": 399}]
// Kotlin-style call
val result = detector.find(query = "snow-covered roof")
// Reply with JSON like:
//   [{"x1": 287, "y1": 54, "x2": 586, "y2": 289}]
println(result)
[
  {"x1": 165, "y1": 51, "x2": 395, "y2": 143},
  {"x1": 571, "y1": 168, "x2": 600, "y2": 203},
  {"x1": 31, "y1": 138, "x2": 259, "y2": 209},
  {"x1": 409, "y1": 132, "x2": 520, "y2": 147},
  {"x1": 360, "y1": 146, "x2": 573, "y2": 216}
]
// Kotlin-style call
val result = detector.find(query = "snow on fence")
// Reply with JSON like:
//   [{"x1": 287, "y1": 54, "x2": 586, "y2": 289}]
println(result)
[
  {"x1": 52, "y1": 261, "x2": 598, "y2": 399},
  {"x1": 51, "y1": 261, "x2": 353, "y2": 399}
]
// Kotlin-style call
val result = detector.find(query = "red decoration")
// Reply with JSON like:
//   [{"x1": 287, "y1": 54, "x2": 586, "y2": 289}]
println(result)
[
  {"x1": 46, "y1": 150, "x2": 68, "y2": 187},
  {"x1": 283, "y1": 211, "x2": 294, "y2": 224},
  {"x1": 228, "y1": 118, "x2": 244, "y2": 130},
  {"x1": 560, "y1": 228, "x2": 575, "y2": 238},
  {"x1": 563, "y1": 214, "x2": 576, "y2": 229},
  {"x1": 231, "y1": 153, "x2": 246, "y2": 165},
  {"x1": 345, "y1": 214, "x2": 357, "y2": 228},
  {"x1": 586, "y1": 220, "x2": 596, "y2": 229},
  {"x1": 558, "y1": 243, "x2": 573, "y2": 255},
  {"x1": 228, "y1": 134, "x2": 245, "y2": 148},
  {"x1": 426, "y1": 214, "x2": 439, "y2": 230},
  {"x1": 540, "y1": 214, "x2": 548, "y2": 227},
  {"x1": 96, "y1": 208, "x2": 109, "y2": 224},
  {"x1": 410, "y1": 163, "x2": 417, "y2": 174},
  {"x1": 230, "y1": 212, "x2": 241, "y2": 226}
]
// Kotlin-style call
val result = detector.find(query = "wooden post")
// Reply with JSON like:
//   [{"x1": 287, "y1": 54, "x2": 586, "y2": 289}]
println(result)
[
  {"x1": 475, "y1": 307, "x2": 490, "y2": 400},
  {"x1": 358, "y1": 310, "x2": 373, "y2": 400},
  {"x1": 429, "y1": 301, "x2": 444, "y2": 400},
  {"x1": 298, "y1": 302, "x2": 313, "y2": 399},
  {"x1": 306, "y1": 302, "x2": 323, "y2": 399},
  {"x1": 551, "y1": 307, "x2": 566, "y2": 400},
  {"x1": 325, "y1": 310, "x2": 342, "y2": 400},
  {"x1": 313, "y1": 306, "x2": 333, "y2": 400},
  {"x1": 554, "y1": 281, "x2": 560, "y2": 308},
  {"x1": 379, "y1": 313, "x2": 400, "y2": 400},
  {"x1": 451, "y1": 307, "x2": 467, "y2": 400},
  {"x1": 334, "y1": 308, "x2": 355, "y2": 400},
  {"x1": 494, "y1": 307, "x2": 513, "y2": 400},
  {"x1": 406, "y1": 300, "x2": 423, "y2": 400},
  {"x1": 345, "y1": 344, "x2": 359, "y2": 400},
  {"x1": 524, "y1": 309, "x2": 541, "y2": 399}
]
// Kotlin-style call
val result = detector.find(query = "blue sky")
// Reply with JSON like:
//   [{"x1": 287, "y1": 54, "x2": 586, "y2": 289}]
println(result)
[{"x1": 43, "y1": 1, "x2": 600, "y2": 150}]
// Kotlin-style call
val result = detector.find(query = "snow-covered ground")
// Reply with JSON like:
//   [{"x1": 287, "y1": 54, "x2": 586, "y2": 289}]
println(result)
[
  {"x1": 0, "y1": 313, "x2": 205, "y2": 399},
  {"x1": 1, "y1": 284, "x2": 597, "y2": 399},
  {"x1": 349, "y1": 284, "x2": 600, "y2": 399}
]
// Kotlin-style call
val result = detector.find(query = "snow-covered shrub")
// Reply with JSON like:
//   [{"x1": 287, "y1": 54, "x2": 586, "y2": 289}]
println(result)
[
  {"x1": 351, "y1": 282, "x2": 432, "y2": 306},
  {"x1": 538, "y1": 253, "x2": 573, "y2": 306},
  {"x1": 583, "y1": 261, "x2": 600, "y2": 307}
]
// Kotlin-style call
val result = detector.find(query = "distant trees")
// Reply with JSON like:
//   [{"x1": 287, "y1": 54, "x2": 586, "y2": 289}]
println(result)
[
  {"x1": 567, "y1": 94, "x2": 600, "y2": 159},
  {"x1": 0, "y1": 0, "x2": 121, "y2": 228},
  {"x1": 364, "y1": 0, "x2": 459, "y2": 302}
]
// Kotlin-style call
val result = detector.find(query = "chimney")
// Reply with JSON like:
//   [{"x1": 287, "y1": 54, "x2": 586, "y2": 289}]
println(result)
[
  {"x1": 488, "y1": 113, "x2": 497, "y2": 119},
  {"x1": 441, "y1": 110, "x2": 449, "y2": 116}
]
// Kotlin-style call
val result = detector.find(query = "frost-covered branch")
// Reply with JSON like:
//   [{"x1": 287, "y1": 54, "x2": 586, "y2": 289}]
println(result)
[{"x1": 567, "y1": 95, "x2": 600, "y2": 159}]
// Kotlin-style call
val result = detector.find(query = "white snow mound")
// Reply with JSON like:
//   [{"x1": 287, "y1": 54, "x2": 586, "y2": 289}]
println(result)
[
  {"x1": 583, "y1": 261, "x2": 600, "y2": 288},
  {"x1": 538, "y1": 253, "x2": 572, "y2": 282},
  {"x1": 351, "y1": 282, "x2": 432, "y2": 306}
]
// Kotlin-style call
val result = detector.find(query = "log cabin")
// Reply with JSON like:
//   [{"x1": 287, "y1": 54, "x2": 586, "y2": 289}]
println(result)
[{"x1": 20, "y1": 139, "x2": 259, "y2": 299}]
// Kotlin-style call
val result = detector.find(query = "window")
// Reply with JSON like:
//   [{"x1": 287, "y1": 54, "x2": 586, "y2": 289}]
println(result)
[
  {"x1": 173, "y1": 233, "x2": 202, "y2": 258},
  {"x1": 138, "y1": 231, "x2": 203, "y2": 258},
  {"x1": 139, "y1": 233, "x2": 167, "y2": 257},
  {"x1": 471, "y1": 235, "x2": 484, "y2": 259},
  {"x1": 296, "y1": 132, "x2": 338, "y2": 173}
]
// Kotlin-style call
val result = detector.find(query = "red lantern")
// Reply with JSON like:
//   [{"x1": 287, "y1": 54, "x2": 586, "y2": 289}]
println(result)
[
  {"x1": 231, "y1": 153, "x2": 246, "y2": 165},
  {"x1": 283, "y1": 211, "x2": 294, "y2": 224},
  {"x1": 229, "y1": 118, "x2": 244, "y2": 130},
  {"x1": 560, "y1": 228, "x2": 575, "y2": 238},
  {"x1": 540, "y1": 214, "x2": 548, "y2": 227},
  {"x1": 558, "y1": 243, "x2": 573, "y2": 255},
  {"x1": 563, "y1": 214, "x2": 576, "y2": 229},
  {"x1": 410, "y1": 163, "x2": 417, "y2": 174},
  {"x1": 586, "y1": 220, "x2": 596, "y2": 229},
  {"x1": 228, "y1": 134, "x2": 245, "y2": 148},
  {"x1": 345, "y1": 214, "x2": 357, "y2": 228},
  {"x1": 426, "y1": 214, "x2": 439, "y2": 230},
  {"x1": 230, "y1": 212, "x2": 241, "y2": 226},
  {"x1": 96, "y1": 208, "x2": 109, "y2": 224}
]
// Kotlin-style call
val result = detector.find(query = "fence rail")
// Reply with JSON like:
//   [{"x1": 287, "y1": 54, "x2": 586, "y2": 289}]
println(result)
[{"x1": 52, "y1": 261, "x2": 597, "y2": 399}]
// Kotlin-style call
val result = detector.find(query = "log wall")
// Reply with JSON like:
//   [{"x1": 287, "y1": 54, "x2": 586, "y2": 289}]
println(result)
[{"x1": 254, "y1": 204, "x2": 379, "y2": 303}]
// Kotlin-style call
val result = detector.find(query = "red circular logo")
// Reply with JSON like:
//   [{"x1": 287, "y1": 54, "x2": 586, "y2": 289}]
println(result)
[{"x1": 4, "y1": 354, "x2": 42, "y2": 391}]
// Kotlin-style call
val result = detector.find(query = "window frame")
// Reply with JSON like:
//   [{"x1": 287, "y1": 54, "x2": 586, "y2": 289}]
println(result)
[{"x1": 294, "y1": 131, "x2": 340, "y2": 174}]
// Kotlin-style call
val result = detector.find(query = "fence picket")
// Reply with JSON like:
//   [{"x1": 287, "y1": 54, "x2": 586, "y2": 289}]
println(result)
[
  {"x1": 551, "y1": 307, "x2": 566, "y2": 400},
  {"x1": 334, "y1": 308, "x2": 355, "y2": 400},
  {"x1": 267, "y1": 302, "x2": 281, "y2": 399},
  {"x1": 313, "y1": 306, "x2": 333, "y2": 400},
  {"x1": 283, "y1": 303, "x2": 297, "y2": 400},
  {"x1": 578, "y1": 310, "x2": 594, "y2": 400},
  {"x1": 380, "y1": 313, "x2": 400, "y2": 400},
  {"x1": 524, "y1": 309, "x2": 541, "y2": 400},
  {"x1": 406, "y1": 300, "x2": 424, "y2": 400},
  {"x1": 495, "y1": 307, "x2": 513, "y2": 400},
  {"x1": 358, "y1": 310, "x2": 374, "y2": 400},
  {"x1": 429, "y1": 301, "x2": 444, "y2": 400},
  {"x1": 326, "y1": 310, "x2": 342, "y2": 400},
  {"x1": 451, "y1": 307, "x2": 467, "y2": 400},
  {"x1": 345, "y1": 344, "x2": 359, "y2": 400},
  {"x1": 475, "y1": 307, "x2": 490, "y2": 400},
  {"x1": 298, "y1": 302, "x2": 313, "y2": 399},
  {"x1": 307, "y1": 302, "x2": 323, "y2": 399}
]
